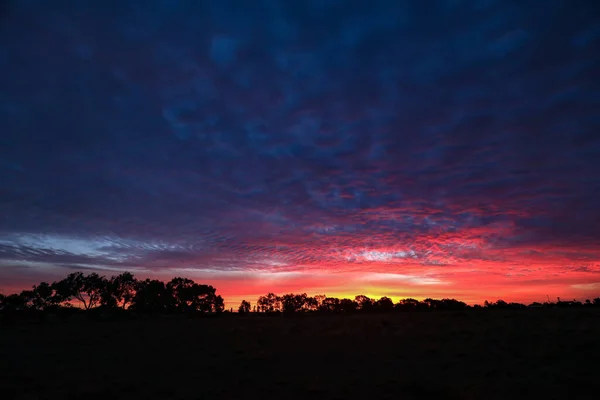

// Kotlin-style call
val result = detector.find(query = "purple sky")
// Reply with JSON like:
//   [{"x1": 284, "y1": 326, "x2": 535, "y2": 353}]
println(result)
[{"x1": 1, "y1": 0, "x2": 599, "y2": 305}]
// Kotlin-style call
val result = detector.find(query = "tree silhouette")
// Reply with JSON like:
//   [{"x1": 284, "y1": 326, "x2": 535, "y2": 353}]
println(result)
[
  {"x1": 319, "y1": 297, "x2": 340, "y2": 312},
  {"x1": 355, "y1": 295, "x2": 373, "y2": 311},
  {"x1": 1, "y1": 293, "x2": 28, "y2": 311},
  {"x1": 101, "y1": 272, "x2": 137, "y2": 309},
  {"x1": 395, "y1": 298, "x2": 421, "y2": 311},
  {"x1": 317, "y1": 297, "x2": 358, "y2": 312},
  {"x1": 423, "y1": 298, "x2": 439, "y2": 309},
  {"x1": 129, "y1": 277, "x2": 223, "y2": 313},
  {"x1": 507, "y1": 302, "x2": 527, "y2": 309},
  {"x1": 281, "y1": 293, "x2": 308, "y2": 313},
  {"x1": 304, "y1": 296, "x2": 319, "y2": 311},
  {"x1": 339, "y1": 298, "x2": 358, "y2": 312},
  {"x1": 257, "y1": 293, "x2": 281, "y2": 313},
  {"x1": 167, "y1": 277, "x2": 198, "y2": 312},
  {"x1": 238, "y1": 300, "x2": 251, "y2": 313},
  {"x1": 185, "y1": 282, "x2": 223, "y2": 313},
  {"x1": 18, "y1": 289, "x2": 34, "y2": 309},
  {"x1": 53, "y1": 272, "x2": 106, "y2": 310},
  {"x1": 130, "y1": 279, "x2": 175, "y2": 313},
  {"x1": 375, "y1": 296, "x2": 394, "y2": 311},
  {"x1": 213, "y1": 294, "x2": 225, "y2": 313},
  {"x1": 313, "y1": 294, "x2": 326, "y2": 309},
  {"x1": 30, "y1": 282, "x2": 61, "y2": 311}
]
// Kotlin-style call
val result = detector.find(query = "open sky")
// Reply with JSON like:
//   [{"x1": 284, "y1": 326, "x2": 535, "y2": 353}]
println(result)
[{"x1": 1, "y1": 0, "x2": 600, "y2": 307}]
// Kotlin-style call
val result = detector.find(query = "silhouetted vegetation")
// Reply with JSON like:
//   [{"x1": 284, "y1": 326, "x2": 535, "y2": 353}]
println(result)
[
  {"x1": 238, "y1": 300, "x2": 251, "y2": 314},
  {"x1": 0, "y1": 272, "x2": 223, "y2": 318},
  {"x1": 2, "y1": 271, "x2": 600, "y2": 321}
]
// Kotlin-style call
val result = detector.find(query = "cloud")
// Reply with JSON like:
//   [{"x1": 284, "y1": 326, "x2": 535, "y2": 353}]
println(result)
[{"x1": 0, "y1": 0, "x2": 599, "y2": 302}]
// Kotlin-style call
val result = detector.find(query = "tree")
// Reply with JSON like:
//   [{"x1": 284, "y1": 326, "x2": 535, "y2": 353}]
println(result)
[
  {"x1": 101, "y1": 272, "x2": 137, "y2": 309},
  {"x1": 19, "y1": 290, "x2": 35, "y2": 309},
  {"x1": 130, "y1": 279, "x2": 175, "y2": 313},
  {"x1": 314, "y1": 297, "x2": 359, "y2": 313},
  {"x1": 374, "y1": 297, "x2": 394, "y2": 312},
  {"x1": 483, "y1": 300, "x2": 509, "y2": 309},
  {"x1": 238, "y1": 300, "x2": 251, "y2": 313},
  {"x1": 213, "y1": 294, "x2": 225, "y2": 313},
  {"x1": 304, "y1": 296, "x2": 319, "y2": 311},
  {"x1": 131, "y1": 278, "x2": 223, "y2": 313},
  {"x1": 167, "y1": 277, "x2": 197, "y2": 312},
  {"x1": 257, "y1": 293, "x2": 281, "y2": 313},
  {"x1": 495, "y1": 300, "x2": 508, "y2": 308},
  {"x1": 1, "y1": 293, "x2": 29, "y2": 311},
  {"x1": 53, "y1": 272, "x2": 106, "y2": 310},
  {"x1": 0, "y1": 271, "x2": 230, "y2": 315},
  {"x1": 437, "y1": 298, "x2": 468, "y2": 310},
  {"x1": 313, "y1": 294, "x2": 327, "y2": 309},
  {"x1": 339, "y1": 298, "x2": 358, "y2": 312},
  {"x1": 281, "y1": 293, "x2": 308, "y2": 313},
  {"x1": 319, "y1": 297, "x2": 339, "y2": 312},
  {"x1": 423, "y1": 298, "x2": 440, "y2": 309},
  {"x1": 186, "y1": 282, "x2": 223, "y2": 313},
  {"x1": 395, "y1": 298, "x2": 422, "y2": 311},
  {"x1": 355, "y1": 295, "x2": 373, "y2": 311},
  {"x1": 30, "y1": 282, "x2": 61, "y2": 311}
]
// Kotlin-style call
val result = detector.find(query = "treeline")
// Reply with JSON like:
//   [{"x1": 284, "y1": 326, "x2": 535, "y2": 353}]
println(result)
[
  {"x1": 243, "y1": 293, "x2": 600, "y2": 313},
  {"x1": 2, "y1": 272, "x2": 600, "y2": 318},
  {"x1": 0, "y1": 272, "x2": 224, "y2": 314}
]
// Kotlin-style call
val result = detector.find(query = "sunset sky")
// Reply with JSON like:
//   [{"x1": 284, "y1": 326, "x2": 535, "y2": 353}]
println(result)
[{"x1": 1, "y1": 1, "x2": 599, "y2": 307}]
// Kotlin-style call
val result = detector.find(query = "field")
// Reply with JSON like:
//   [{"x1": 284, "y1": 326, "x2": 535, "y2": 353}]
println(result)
[{"x1": 1, "y1": 310, "x2": 599, "y2": 399}]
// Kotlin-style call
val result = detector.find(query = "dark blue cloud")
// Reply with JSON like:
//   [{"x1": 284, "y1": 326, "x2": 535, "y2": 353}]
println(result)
[{"x1": 0, "y1": 0, "x2": 599, "y2": 286}]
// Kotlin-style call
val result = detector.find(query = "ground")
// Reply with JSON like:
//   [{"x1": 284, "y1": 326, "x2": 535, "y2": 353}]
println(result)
[{"x1": 1, "y1": 310, "x2": 599, "y2": 399}]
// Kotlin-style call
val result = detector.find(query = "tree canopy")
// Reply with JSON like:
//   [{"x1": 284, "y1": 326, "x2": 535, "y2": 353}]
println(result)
[{"x1": 0, "y1": 271, "x2": 224, "y2": 315}]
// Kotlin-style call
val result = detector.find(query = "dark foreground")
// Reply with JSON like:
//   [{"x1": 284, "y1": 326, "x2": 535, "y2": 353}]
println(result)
[{"x1": 1, "y1": 310, "x2": 599, "y2": 400}]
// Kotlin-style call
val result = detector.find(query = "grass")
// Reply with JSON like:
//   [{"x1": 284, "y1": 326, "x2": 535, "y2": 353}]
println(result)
[{"x1": 1, "y1": 310, "x2": 599, "y2": 399}]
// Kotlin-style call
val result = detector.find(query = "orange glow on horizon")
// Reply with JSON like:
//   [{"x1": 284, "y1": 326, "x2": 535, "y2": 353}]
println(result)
[{"x1": 1, "y1": 226, "x2": 599, "y2": 309}]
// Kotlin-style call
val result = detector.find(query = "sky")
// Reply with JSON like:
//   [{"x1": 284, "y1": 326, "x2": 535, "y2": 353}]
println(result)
[{"x1": 1, "y1": 0, "x2": 600, "y2": 307}]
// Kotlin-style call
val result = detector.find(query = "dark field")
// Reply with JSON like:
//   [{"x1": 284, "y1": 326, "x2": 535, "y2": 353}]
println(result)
[{"x1": 1, "y1": 310, "x2": 599, "y2": 400}]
